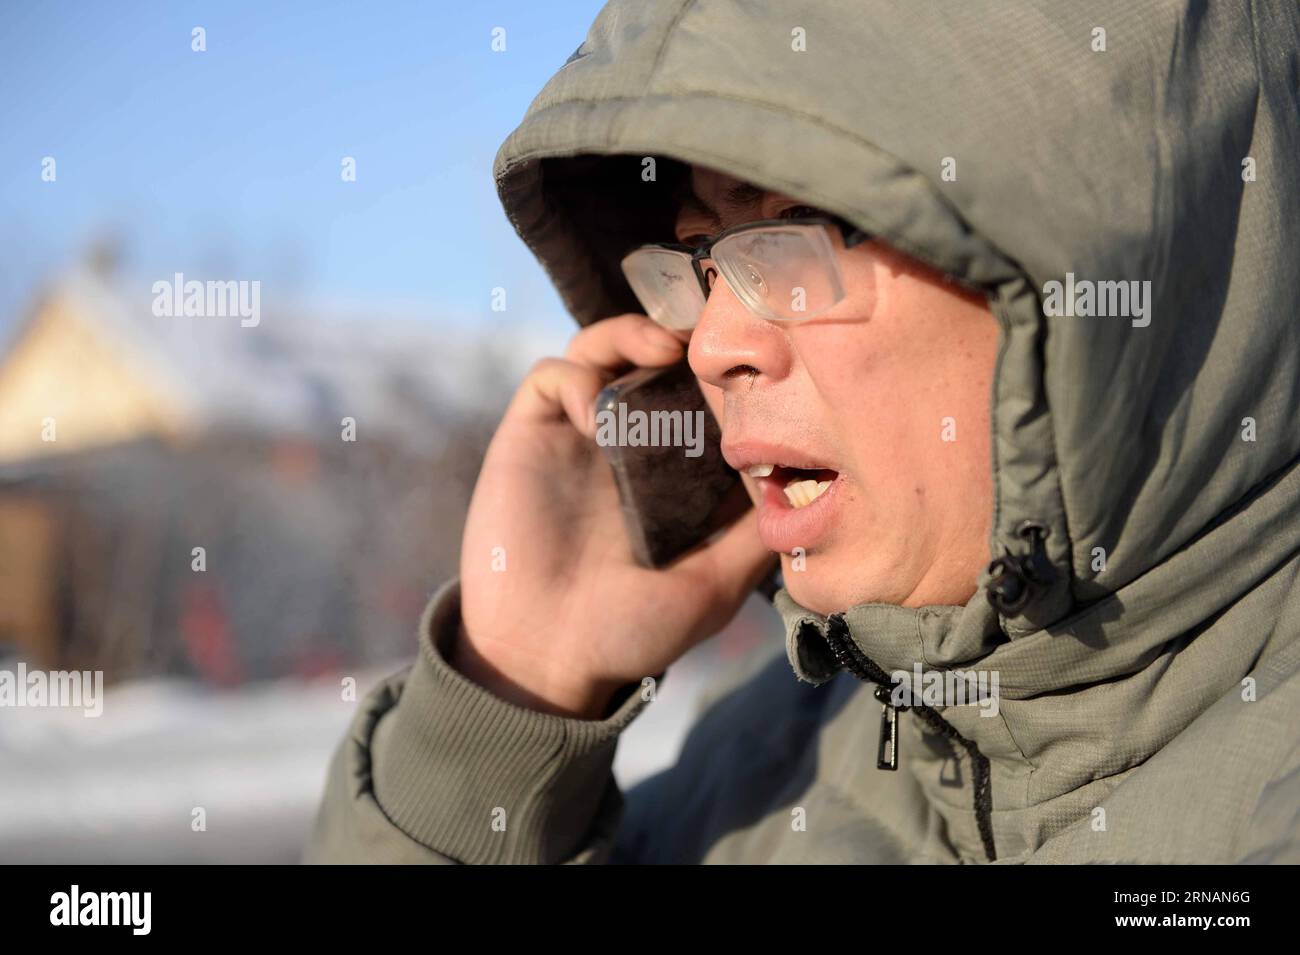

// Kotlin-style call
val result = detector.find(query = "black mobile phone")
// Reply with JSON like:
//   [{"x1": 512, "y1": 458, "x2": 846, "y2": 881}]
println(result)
[{"x1": 594, "y1": 360, "x2": 751, "y2": 569}]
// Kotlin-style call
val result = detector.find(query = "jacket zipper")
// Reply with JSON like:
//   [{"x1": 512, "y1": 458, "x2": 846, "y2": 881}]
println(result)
[
  {"x1": 873, "y1": 684, "x2": 905, "y2": 771},
  {"x1": 819, "y1": 614, "x2": 998, "y2": 863}
]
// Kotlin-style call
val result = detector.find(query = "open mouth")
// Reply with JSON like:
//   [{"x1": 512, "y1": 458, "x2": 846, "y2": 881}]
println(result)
[{"x1": 745, "y1": 463, "x2": 840, "y2": 509}]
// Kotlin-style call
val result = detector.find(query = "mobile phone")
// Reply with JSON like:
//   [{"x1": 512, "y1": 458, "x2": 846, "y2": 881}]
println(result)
[{"x1": 595, "y1": 360, "x2": 750, "y2": 568}]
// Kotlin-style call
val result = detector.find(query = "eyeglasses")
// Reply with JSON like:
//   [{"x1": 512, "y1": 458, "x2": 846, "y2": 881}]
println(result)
[{"x1": 620, "y1": 216, "x2": 871, "y2": 332}]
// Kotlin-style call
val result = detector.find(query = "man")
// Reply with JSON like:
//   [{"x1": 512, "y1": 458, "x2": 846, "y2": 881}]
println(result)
[{"x1": 306, "y1": 0, "x2": 1300, "y2": 863}]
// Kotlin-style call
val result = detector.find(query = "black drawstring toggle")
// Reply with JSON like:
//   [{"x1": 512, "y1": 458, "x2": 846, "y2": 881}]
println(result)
[{"x1": 984, "y1": 521, "x2": 1055, "y2": 615}]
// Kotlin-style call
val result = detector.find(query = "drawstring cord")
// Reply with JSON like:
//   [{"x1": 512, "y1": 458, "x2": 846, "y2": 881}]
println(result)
[{"x1": 819, "y1": 614, "x2": 998, "y2": 863}]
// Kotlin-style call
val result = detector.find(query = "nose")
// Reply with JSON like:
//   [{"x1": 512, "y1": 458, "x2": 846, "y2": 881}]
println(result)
[{"x1": 688, "y1": 272, "x2": 793, "y2": 390}]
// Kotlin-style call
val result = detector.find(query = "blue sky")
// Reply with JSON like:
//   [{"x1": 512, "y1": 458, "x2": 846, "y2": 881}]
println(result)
[{"x1": 0, "y1": 0, "x2": 606, "y2": 337}]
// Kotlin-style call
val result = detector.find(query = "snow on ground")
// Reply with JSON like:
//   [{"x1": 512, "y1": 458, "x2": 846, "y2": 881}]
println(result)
[{"x1": 0, "y1": 597, "x2": 783, "y2": 862}]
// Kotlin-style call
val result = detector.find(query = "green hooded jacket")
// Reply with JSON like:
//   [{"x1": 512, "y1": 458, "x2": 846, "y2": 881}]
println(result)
[{"x1": 305, "y1": 0, "x2": 1300, "y2": 864}]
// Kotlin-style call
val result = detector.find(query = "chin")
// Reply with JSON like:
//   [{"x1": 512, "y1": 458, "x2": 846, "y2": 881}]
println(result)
[{"x1": 780, "y1": 554, "x2": 870, "y2": 616}]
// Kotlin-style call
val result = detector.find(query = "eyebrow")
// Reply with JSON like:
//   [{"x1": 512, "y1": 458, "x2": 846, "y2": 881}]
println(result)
[
  {"x1": 721, "y1": 183, "x2": 766, "y2": 209},
  {"x1": 672, "y1": 179, "x2": 767, "y2": 226}
]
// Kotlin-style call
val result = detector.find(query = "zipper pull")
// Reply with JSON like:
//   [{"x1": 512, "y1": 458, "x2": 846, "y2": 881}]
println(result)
[{"x1": 874, "y1": 685, "x2": 907, "y2": 771}]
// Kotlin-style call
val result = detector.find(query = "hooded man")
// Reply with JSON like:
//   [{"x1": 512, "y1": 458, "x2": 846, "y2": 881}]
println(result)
[{"x1": 306, "y1": 0, "x2": 1300, "y2": 864}]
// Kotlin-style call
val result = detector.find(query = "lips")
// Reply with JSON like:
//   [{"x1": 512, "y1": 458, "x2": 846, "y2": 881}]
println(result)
[{"x1": 723, "y1": 440, "x2": 844, "y2": 553}]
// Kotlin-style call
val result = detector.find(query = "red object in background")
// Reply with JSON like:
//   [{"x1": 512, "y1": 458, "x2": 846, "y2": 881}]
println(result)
[
  {"x1": 377, "y1": 580, "x2": 425, "y2": 620},
  {"x1": 718, "y1": 619, "x2": 762, "y2": 662},
  {"x1": 180, "y1": 582, "x2": 244, "y2": 686},
  {"x1": 269, "y1": 438, "x2": 321, "y2": 486},
  {"x1": 289, "y1": 645, "x2": 350, "y2": 680}
]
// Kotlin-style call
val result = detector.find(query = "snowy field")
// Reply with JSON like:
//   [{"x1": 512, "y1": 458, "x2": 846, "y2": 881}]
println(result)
[{"x1": 0, "y1": 596, "x2": 783, "y2": 863}]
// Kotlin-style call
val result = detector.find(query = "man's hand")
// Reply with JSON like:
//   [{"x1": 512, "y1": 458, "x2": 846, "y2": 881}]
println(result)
[{"x1": 454, "y1": 314, "x2": 773, "y2": 719}]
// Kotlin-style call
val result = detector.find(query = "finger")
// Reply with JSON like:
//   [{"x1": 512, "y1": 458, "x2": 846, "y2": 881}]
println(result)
[
  {"x1": 506, "y1": 357, "x2": 606, "y2": 438},
  {"x1": 564, "y1": 313, "x2": 685, "y2": 373},
  {"x1": 673, "y1": 507, "x2": 775, "y2": 606}
]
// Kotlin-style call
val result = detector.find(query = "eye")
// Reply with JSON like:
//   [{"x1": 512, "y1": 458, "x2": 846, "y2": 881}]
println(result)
[{"x1": 778, "y1": 204, "x2": 826, "y2": 221}]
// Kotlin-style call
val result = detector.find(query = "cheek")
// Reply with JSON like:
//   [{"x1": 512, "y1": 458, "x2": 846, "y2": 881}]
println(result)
[
  {"x1": 794, "y1": 325, "x2": 902, "y2": 460},
  {"x1": 797, "y1": 279, "x2": 997, "y2": 509}
]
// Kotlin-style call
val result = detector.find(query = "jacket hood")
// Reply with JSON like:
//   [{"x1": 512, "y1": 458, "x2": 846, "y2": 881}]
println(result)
[{"x1": 494, "y1": 0, "x2": 1300, "y2": 860}]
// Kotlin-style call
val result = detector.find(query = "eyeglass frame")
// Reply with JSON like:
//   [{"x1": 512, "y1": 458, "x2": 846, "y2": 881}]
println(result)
[{"x1": 622, "y1": 214, "x2": 873, "y2": 314}]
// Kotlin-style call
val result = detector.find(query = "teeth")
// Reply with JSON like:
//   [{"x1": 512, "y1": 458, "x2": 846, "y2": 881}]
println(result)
[
  {"x1": 746, "y1": 464, "x2": 775, "y2": 477},
  {"x1": 783, "y1": 479, "x2": 832, "y2": 509}
]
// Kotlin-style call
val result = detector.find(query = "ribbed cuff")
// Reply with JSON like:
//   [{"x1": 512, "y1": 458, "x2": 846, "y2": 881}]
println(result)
[{"x1": 371, "y1": 578, "x2": 652, "y2": 864}]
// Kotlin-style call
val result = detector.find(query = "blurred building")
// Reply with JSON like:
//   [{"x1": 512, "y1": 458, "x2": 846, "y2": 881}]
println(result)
[
  {"x1": 0, "y1": 259, "x2": 510, "y2": 685},
  {"x1": 0, "y1": 260, "x2": 786, "y2": 863}
]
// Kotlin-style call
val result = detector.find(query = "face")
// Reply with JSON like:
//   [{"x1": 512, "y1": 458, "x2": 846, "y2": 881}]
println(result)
[{"x1": 676, "y1": 165, "x2": 998, "y2": 613}]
